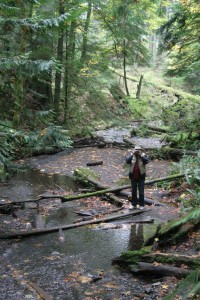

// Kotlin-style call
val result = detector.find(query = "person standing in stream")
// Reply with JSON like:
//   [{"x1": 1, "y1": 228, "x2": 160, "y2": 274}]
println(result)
[{"x1": 126, "y1": 146, "x2": 149, "y2": 209}]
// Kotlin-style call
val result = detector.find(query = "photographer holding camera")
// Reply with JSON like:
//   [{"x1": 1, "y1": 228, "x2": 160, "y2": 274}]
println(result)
[{"x1": 126, "y1": 146, "x2": 149, "y2": 210}]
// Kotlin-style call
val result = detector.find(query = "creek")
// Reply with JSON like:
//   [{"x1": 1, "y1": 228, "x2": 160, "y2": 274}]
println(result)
[{"x1": 0, "y1": 128, "x2": 173, "y2": 300}]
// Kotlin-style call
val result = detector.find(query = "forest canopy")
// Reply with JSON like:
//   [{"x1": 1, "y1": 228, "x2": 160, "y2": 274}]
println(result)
[{"x1": 0, "y1": 0, "x2": 199, "y2": 168}]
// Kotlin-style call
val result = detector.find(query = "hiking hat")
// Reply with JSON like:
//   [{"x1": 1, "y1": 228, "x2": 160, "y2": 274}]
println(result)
[{"x1": 134, "y1": 146, "x2": 142, "y2": 150}]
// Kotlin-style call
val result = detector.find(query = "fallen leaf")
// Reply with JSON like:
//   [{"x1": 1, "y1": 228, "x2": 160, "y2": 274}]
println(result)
[
  {"x1": 103, "y1": 282, "x2": 117, "y2": 289},
  {"x1": 69, "y1": 272, "x2": 79, "y2": 278},
  {"x1": 78, "y1": 276, "x2": 92, "y2": 283},
  {"x1": 161, "y1": 284, "x2": 169, "y2": 290}
]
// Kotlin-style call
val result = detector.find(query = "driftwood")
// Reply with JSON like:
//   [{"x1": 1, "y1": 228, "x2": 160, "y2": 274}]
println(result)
[
  {"x1": 0, "y1": 209, "x2": 148, "y2": 239},
  {"x1": 130, "y1": 262, "x2": 191, "y2": 278}
]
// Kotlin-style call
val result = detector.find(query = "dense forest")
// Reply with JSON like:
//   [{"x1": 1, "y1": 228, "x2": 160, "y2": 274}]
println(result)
[{"x1": 0, "y1": 0, "x2": 199, "y2": 167}]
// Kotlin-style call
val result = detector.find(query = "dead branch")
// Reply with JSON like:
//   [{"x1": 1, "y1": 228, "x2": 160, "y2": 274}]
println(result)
[{"x1": 0, "y1": 209, "x2": 148, "y2": 239}]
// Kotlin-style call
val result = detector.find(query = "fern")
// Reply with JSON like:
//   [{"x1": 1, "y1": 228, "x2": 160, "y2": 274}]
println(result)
[
  {"x1": 172, "y1": 208, "x2": 200, "y2": 228},
  {"x1": 0, "y1": 4, "x2": 20, "y2": 14},
  {"x1": 164, "y1": 269, "x2": 200, "y2": 299},
  {"x1": 0, "y1": 56, "x2": 56, "y2": 76}
]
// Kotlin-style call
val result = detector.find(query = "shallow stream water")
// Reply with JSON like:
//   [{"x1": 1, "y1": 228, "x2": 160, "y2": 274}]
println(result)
[
  {"x1": 0, "y1": 169, "x2": 160, "y2": 300},
  {"x1": 0, "y1": 129, "x2": 172, "y2": 299}
]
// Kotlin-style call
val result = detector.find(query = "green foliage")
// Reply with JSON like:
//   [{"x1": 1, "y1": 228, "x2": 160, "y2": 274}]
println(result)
[
  {"x1": 171, "y1": 152, "x2": 200, "y2": 209},
  {"x1": 159, "y1": 0, "x2": 200, "y2": 95},
  {"x1": 127, "y1": 97, "x2": 149, "y2": 119},
  {"x1": 174, "y1": 208, "x2": 200, "y2": 228},
  {"x1": 164, "y1": 269, "x2": 200, "y2": 300},
  {"x1": 0, "y1": 123, "x2": 72, "y2": 177},
  {"x1": 27, "y1": 125, "x2": 72, "y2": 153}
]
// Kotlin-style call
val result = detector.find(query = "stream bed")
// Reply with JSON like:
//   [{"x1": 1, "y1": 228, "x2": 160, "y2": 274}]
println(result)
[{"x1": 0, "y1": 131, "x2": 177, "y2": 300}]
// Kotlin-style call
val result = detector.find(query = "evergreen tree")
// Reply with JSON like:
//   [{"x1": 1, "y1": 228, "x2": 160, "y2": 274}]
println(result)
[{"x1": 159, "y1": 0, "x2": 200, "y2": 95}]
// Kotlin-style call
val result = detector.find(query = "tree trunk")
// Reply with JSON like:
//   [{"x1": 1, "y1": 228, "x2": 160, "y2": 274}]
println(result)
[
  {"x1": 63, "y1": 21, "x2": 76, "y2": 124},
  {"x1": 123, "y1": 39, "x2": 130, "y2": 96},
  {"x1": 136, "y1": 75, "x2": 143, "y2": 99},
  {"x1": 80, "y1": 0, "x2": 92, "y2": 64},
  {"x1": 54, "y1": 0, "x2": 65, "y2": 122}
]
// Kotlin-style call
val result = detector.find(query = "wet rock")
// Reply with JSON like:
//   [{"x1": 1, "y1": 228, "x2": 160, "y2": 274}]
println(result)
[
  {"x1": 52, "y1": 251, "x2": 60, "y2": 256},
  {"x1": 145, "y1": 287, "x2": 153, "y2": 294},
  {"x1": 32, "y1": 214, "x2": 46, "y2": 228}
]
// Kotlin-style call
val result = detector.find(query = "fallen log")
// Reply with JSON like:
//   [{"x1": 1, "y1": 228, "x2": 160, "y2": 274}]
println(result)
[
  {"x1": 109, "y1": 67, "x2": 200, "y2": 104},
  {"x1": 0, "y1": 209, "x2": 148, "y2": 239},
  {"x1": 144, "y1": 208, "x2": 200, "y2": 246},
  {"x1": 38, "y1": 172, "x2": 187, "y2": 203},
  {"x1": 74, "y1": 207, "x2": 123, "y2": 223},
  {"x1": 160, "y1": 146, "x2": 197, "y2": 157},
  {"x1": 73, "y1": 143, "x2": 106, "y2": 148},
  {"x1": 130, "y1": 262, "x2": 191, "y2": 278},
  {"x1": 113, "y1": 251, "x2": 200, "y2": 269},
  {"x1": 143, "y1": 252, "x2": 200, "y2": 269},
  {"x1": 86, "y1": 161, "x2": 103, "y2": 166},
  {"x1": 102, "y1": 193, "x2": 124, "y2": 206},
  {"x1": 123, "y1": 137, "x2": 136, "y2": 146},
  {"x1": 9, "y1": 172, "x2": 188, "y2": 205},
  {"x1": 119, "y1": 190, "x2": 166, "y2": 207},
  {"x1": 112, "y1": 216, "x2": 154, "y2": 224},
  {"x1": 146, "y1": 126, "x2": 169, "y2": 133},
  {"x1": 74, "y1": 207, "x2": 122, "y2": 217}
]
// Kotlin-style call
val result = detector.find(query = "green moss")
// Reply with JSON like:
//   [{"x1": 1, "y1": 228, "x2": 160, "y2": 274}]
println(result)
[
  {"x1": 121, "y1": 247, "x2": 152, "y2": 264},
  {"x1": 74, "y1": 167, "x2": 100, "y2": 184}
]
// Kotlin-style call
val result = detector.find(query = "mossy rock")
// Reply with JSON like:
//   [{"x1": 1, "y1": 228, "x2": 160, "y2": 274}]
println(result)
[{"x1": 74, "y1": 167, "x2": 100, "y2": 184}]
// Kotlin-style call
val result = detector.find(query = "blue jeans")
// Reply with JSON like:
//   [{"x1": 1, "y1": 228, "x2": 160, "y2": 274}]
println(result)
[{"x1": 131, "y1": 177, "x2": 145, "y2": 207}]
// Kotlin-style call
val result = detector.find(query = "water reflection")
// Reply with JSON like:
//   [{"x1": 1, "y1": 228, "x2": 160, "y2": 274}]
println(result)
[
  {"x1": 128, "y1": 224, "x2": 144, "y2": 250},
  {"x1": 0, "y1": 169, "x2": 78, "y2": 202}
]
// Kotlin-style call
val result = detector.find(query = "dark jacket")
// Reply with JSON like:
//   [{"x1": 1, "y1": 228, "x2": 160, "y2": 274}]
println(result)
[{"x1": 126, "y1": 152, "x2": 149, "y2": 178}]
